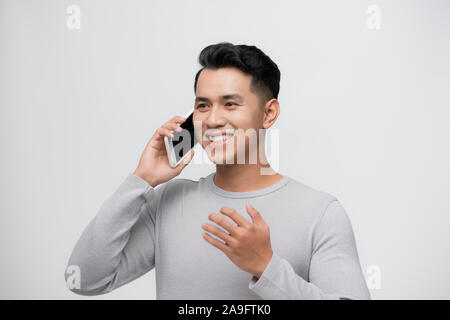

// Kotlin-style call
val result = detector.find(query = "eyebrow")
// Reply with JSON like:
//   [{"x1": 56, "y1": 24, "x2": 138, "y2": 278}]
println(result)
[{"x1": 195, "y1": 93, "x2": 244, "y2": 103}]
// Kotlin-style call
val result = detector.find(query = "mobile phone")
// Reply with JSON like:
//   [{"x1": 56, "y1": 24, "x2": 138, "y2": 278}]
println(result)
[{"x1": 164, "y1": 108, "x2": 198, "y2": 168}]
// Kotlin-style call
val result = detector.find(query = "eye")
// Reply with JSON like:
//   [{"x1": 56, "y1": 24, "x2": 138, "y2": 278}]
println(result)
[
  {"x1": 225, "y1": 102, "x2": 235, "y2": 107},
  {"x1": 197, "y1": 104, "x2": 208, "y2": 109}
]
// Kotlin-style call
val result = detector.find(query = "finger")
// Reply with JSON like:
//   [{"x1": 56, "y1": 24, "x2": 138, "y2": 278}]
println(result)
[
  {"x1": 150, "y1": 129, "x2": 167, "y2": 142},
  {"x1": 163, "y1": 122, "x2": 183, "y2": 132},
  {"x1": 152, "y1": 117, "x2": 186, "y2": 141},
  {"x1": 246, "y1": 202, "x2": 265, "y2": 226},
  {"x1": 219, "y1": 206, "x2": 252, "y2": 228},
  {"x1": 208, "y1": 213, "x2": 239, "y2": 236},
  {"x1": 201, "y1": 222, "x2": 235, "y2": 245},
  {"x1": 174, "y1": 150, "x2": 194, "y2": 172},
  {"x1": 203, "y1": 232, "x2": 230, "y2": 254},
  {"x1": 171, "y1": 116, "x2": 187, "y2": 124},
  {"x1": 182, "y1": 149, "x2": 194, "y2": 164},
  {"x1": 156, "y1": 127, "x2": 174, "y2": 140}
]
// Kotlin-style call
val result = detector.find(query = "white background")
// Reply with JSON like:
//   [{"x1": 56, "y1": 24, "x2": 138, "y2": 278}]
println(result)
[{"x1": 1, "y1": 0, "x2": 449, "y2": 299}]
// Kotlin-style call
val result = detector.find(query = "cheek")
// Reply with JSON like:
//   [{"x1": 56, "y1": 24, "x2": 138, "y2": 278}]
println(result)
[
  {"x1": 193, "y1": 116, "x2": 206, "y2": 141},
  {"x1": 229, "y1": 113, "x2": 261, "y2": 149},
  {"x1": 229, "y1": 110, "x2": 256, "y2": 130}
]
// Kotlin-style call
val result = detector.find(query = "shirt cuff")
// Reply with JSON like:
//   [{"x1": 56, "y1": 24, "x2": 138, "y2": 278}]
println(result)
[
  {"x1": 248, "y1": 251, "x2": 283, "y2": 293},
  {"x1": 126, "y1": 172, "x2": 154, "y2": 196}
]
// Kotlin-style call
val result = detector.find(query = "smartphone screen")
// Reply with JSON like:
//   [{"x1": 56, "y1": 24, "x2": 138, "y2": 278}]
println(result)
[{"x1": 171, "y1": 112, "x2": 197, "y2": 163}]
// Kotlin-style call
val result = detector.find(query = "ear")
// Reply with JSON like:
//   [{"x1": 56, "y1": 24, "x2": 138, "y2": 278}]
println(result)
[{"x1": 262, "y1": 98, "x2": 280, "y2": 129}]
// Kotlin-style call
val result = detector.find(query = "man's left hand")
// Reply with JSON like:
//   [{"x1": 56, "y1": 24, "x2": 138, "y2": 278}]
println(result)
[{"x1": 201, "y1": 202, "x2": 273, "y2": 279}]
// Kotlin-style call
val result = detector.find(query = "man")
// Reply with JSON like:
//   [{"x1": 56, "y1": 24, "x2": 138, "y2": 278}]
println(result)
[{"x1": 65, "y1": 42, "x2": 370, "y2": 299}]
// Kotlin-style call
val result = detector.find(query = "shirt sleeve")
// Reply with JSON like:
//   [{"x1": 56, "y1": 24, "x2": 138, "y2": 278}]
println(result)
[
  {"x1": 64, "y1": 172, "x2": 166, "y2": 296},
  {"x1": 248, "y1": 200, "x2": 371, "y2": 300}
]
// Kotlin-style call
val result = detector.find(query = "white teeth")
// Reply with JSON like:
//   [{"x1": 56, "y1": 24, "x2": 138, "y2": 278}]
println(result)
[
  {"x1": 211, "y1": 136, "x2": 229, "y2": 142},
  {"x1": 207, "y1": 134, "x2": 234, "y2": 142}
]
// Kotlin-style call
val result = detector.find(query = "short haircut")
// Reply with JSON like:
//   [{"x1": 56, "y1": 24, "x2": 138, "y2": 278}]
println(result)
[{"x1": 194, "y1": 42, "x2": 281, "y2": 107}]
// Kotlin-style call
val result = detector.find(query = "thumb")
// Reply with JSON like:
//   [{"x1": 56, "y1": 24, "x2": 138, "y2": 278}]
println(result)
[{"x1": 177, "y1": 150, "x2": 194, "y2": 171}]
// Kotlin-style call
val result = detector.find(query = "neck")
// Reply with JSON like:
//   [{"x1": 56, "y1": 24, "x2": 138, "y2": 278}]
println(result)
[{"x1": 214, "y1": 162, "x2": 283, "y2": 192}]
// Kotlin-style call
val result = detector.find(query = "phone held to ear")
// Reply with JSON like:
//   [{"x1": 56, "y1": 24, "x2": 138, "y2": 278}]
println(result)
[{"x1": 164, "y1": 108, "x2": 198, "y2": 168}]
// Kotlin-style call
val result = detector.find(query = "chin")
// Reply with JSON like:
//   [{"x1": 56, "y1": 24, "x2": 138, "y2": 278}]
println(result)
[
  {"x1": 206, "y1": 150, "x2": 236, "y2": 165},
  {"x1": 202, "y1": 137, "x2": 246, "y2": 165}
]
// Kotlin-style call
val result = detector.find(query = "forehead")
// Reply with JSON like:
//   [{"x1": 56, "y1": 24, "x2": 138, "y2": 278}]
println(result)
[{"x1": 196, "y1": 67, "x2": 253, "y2": 96}]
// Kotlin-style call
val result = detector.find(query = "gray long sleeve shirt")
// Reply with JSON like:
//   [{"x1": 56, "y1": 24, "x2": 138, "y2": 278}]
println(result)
[{"x1": 65, "y1": 172, "x2": 371, "y2": 300}]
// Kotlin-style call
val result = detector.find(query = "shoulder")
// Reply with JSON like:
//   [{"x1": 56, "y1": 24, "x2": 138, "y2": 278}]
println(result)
[
  {"x1": 284, "y1": 176, "x2": 338, "y2": 212},
  {"x1": 153, "y1": 174, "x2": 211, "y2": 202},
  {"x1": 280, "y1": 176, "x2": 350, "y2": 234},
  {"x1": 281, "y1": 178, "x2": 357, "y2": 248}
]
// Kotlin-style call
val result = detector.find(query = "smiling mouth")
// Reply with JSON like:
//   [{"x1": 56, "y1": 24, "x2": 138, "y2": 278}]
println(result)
[{"x1": 205, "y1": 132, "x2": 236, "y2": 147}]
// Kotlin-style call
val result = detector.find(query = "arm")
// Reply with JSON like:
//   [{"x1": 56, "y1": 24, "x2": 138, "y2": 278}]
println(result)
[
  {"x1": 64, "y1": 172, "x2": 165, "y2": 296},
  {"x1": 64, "y1": 115, "x2": 194, "y2": 296},
  {"x1": 248, "y1": 200, "x2": 371, "y2": 300}
]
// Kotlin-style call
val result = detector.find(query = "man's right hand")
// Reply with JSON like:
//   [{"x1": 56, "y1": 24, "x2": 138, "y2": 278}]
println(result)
[{"x1": 133, "y1": 116, "x2": 195, "y2": 188}]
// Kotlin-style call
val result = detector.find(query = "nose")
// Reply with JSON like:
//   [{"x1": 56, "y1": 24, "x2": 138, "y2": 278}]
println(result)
[{"x1": 205, "y1": 105, "x2": 227, "y2": 128}]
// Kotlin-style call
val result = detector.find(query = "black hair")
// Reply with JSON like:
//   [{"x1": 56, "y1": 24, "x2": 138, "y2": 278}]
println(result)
[{"x1": 194, "y1": 42, "x2": 280, "y2": 107}]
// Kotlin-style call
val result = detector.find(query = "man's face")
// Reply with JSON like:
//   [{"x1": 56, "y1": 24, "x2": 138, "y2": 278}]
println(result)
[{"x1": 193, "y1": 67, "x2": 265, "y2": 164}]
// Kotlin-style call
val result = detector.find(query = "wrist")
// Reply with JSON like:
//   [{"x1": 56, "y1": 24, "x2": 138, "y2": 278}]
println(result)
[
  {"x1": 253, "y1": 250, "x2": 273, "y2": 279},
  {"x1": 133, "y1": 169, "x2": 158, "y2": 188}
]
